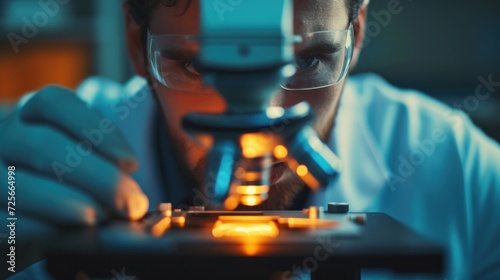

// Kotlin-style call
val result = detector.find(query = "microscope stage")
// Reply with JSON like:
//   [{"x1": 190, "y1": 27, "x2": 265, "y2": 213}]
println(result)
[{"x1": 46, "y1": 211, "x2": 443, "y2": 280}]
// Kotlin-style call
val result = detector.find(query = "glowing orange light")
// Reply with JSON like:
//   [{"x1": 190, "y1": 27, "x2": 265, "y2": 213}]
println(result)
[
  {"x1": 240, "y1": 195, "x2": 264, "y2": 206},
  {"x1": 278, "y1": 217, "x2": 338, "y2": 229},
  {"x1": 212, "y1": 216, "x2": 279, "y2": 238},
  {"x1": 242, "y1": 147, "x2": 258, "y2": 158},
  {"x1": 171, "y1": 216, "x2": 186, "y2": 227},
  {"x1": 224, "y1": 195, "x2": 239, "y2": 210},
  {"x1": 286, "y1": 159, "x2": 320, "y2": 190},
  {"x1": 296, "y1": 165, "x2": 308, "y2": 177},
  {"x1": 242, "y1": 240, "x2": 260, "y2": 256},
  {"x1": 236, "y1": 185, "x2": 269, "y2": 195},
  {"x1": 242, "y1": 171, "x2": 262, "y2": 181},
  {"x1": 241, "y1": 134, "x2": 264, "y2": 158},
  {"x1": 273, "y1": 145, "x2": 288, "y2": 159},
  {"x1": 151, "y1": 217, "x2": 171, "y2": 237}
]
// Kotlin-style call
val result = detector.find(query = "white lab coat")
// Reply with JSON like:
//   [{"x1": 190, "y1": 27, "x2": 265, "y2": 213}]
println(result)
[{"x1": 11, "y1": 73, "x2": 500, "y2": 280}]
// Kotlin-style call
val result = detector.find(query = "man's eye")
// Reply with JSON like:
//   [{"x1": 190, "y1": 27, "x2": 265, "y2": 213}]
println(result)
[
  {"x1": 295, "y1": 55, "x2": 320, "y2": 70},
  {"x1": 182, "y1": 61, "x2": 199, "y2": 75}
]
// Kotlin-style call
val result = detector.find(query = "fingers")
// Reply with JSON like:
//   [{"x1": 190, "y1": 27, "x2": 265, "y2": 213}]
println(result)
[
  {"x1": 7, "y1": 168, "x2": 107, "y2": 227},
  {"x1": 1, "y1": 126, "x2": 149, "y2": 221},
  {"x1": 19, "y1": 86, "x2": 137, "y2": 173},
  {"x1": 0, "y1": 158, "x2": 106, "y2": 226}
]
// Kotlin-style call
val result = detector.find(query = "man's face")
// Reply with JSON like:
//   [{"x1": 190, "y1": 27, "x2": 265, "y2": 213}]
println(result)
[{"x1": 132, "y1": 0, "x2": 360, "y2": 208}]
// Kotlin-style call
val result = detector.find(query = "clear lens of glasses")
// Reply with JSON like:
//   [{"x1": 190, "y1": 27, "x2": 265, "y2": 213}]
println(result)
[{"x1": 148, "y1": 24, "x2": 354, "y2": 92}]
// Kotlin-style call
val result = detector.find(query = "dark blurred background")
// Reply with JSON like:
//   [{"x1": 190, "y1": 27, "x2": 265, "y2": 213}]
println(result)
[
  {"x1": 0, "y1": 0, "x2": 499, "y2": 140},
  {"x1": 353, "y1": 0, "x2": 500, "y2": 141}
]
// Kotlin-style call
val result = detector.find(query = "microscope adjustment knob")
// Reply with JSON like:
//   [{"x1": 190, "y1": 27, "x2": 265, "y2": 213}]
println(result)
[
  {"x1": 327, "y1": 202, "x2": 349, "y2": 214},
  {"x1": 157, "y1": 203, "x2": 173, "y2": 217},
  {"x1": 307, "y1": 206, "x2": 324, "y2": 219}
]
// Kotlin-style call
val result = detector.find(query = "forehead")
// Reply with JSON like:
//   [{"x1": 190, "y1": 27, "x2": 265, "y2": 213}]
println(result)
[{"x1": 149, "y1": 0, "x2": 349, "y2": 35}]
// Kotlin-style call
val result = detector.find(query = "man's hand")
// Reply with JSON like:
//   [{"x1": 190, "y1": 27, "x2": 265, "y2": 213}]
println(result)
[{"x1": 0, "y1": 86, "x2": 149, "y2": 274}]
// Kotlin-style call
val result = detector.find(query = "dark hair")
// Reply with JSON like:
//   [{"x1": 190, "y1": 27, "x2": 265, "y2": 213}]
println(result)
[{"x1": 127, "y1": 0, "x2": 364, "y2": 38}]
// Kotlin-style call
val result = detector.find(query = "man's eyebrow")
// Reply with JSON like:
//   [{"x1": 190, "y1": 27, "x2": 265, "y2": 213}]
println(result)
[{"x1": 296, "y1": 42, "x2": 343, "y2": 55}]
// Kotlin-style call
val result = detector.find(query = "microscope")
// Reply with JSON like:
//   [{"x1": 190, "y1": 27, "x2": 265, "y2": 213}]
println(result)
[
  {"x1": 45, "y1": 1, "x2": 443, "y2": 279},
  {"x1": 181, "y1": 0, "x2": 343, "y2": 209}
]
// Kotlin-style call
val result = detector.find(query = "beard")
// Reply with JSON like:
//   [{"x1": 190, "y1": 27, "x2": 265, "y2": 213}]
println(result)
[{"x1": 258, "y1": 169, "x2": 306, "y2": 210}]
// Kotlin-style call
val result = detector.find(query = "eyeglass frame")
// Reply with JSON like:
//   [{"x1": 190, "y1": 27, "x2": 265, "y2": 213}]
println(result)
[{"x1": 147, "y1": 23, "x2": 355, "y2": 92}]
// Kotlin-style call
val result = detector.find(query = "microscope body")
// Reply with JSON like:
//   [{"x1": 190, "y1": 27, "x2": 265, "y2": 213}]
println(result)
[{"x1": 184, "y1": 0, "x2": 342, "y2": 209}]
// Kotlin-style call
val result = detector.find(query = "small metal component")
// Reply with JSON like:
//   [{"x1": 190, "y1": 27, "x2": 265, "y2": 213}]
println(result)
[
  {"x1": 349, "y1": 214, "x2": 366, "y2": 225},
  {"x1": 327, "y1": 202, "x2": 349, "y2": 214},
  {"x1": 150, "y1": 217, "x2": 171, "y2": 237},
  {"x1": 309, "y1": 206, "x2": 318, "y2": 219},
  {"x1": 157, "y1": 203, "x2": 172, "y2": 217},
  {"x1": 171, "y1": 216, "x2": 186, "y2": 228},
  {"x1": 308, "y1": 206, "x2": 324, "y2": 219},
  {"x1": 157, "y1": 203, "x2": 172, "y2": 212},
  {"x1": 189, "y1": 206, "x2": 206, "y2": 211}
]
